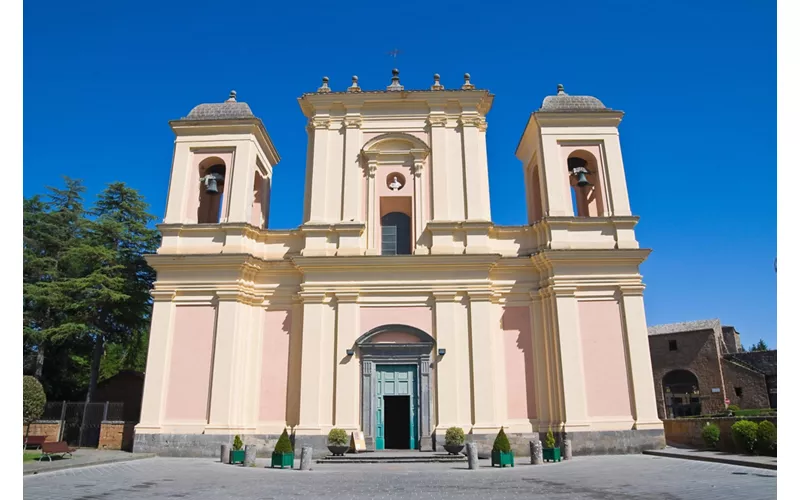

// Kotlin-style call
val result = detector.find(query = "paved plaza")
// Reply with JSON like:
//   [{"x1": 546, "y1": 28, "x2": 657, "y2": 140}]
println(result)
[{"x1": 23, "y1": 454, "x2": 777, "y2": 500}]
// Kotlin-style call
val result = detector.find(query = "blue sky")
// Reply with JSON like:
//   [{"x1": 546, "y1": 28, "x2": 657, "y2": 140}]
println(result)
[{"x1": 23, "y1": 0, "x2": 776, "y2": 348}]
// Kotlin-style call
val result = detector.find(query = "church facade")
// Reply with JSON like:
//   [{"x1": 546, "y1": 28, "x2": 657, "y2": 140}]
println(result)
[{"x1": 133, "y1": 71, "x2": 664, "y2": 457}]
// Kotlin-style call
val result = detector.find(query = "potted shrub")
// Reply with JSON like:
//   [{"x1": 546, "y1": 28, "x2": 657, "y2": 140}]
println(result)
[
  {"x1": 490, "y1": 427, "x2": 514, "y2": 467},
  {"x1": 230, "y1": 435, "x2": 245, "y2": 464},
  {"x1": 701, "y1": 422, "x2": 721, "y2": 450},
  {"x1": 327, "y1": 428, "x2": 349, "y2": 456},
  {"x1": 731, "y1": 420, "x2": 758, "y2": 454},
  {"x1": 542, "y1": 427, "x2": 561, "y2": 462},
  {"x1": 443, "y1": 427, "x2": 465, "y2": 455},
  {"x1": 271, "y1": 428, "x2": 294, "y2": 468}
]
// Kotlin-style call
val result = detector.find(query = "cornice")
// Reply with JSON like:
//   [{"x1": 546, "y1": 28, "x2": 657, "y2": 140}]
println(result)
[
  {"x1": 532, "y1": 248, "x2": 651, "y2": 265},
  {"x1": 169, "y1": 119, "x2": 280, "y2": 166},
  {"x1": 291, "y1": 254, "x2": 501, "y2": 273}
]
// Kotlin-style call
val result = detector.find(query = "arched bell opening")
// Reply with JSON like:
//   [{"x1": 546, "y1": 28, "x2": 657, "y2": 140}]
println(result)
[
  {"x1": 198, "y1": 157, "x2": 227, "y2": 223},
  {"x1": 355, "y1": 324, "x2": 435, "y2": 452},
  {"x1": 567, "y1": 150, "x2": 604, "y2": 217}
]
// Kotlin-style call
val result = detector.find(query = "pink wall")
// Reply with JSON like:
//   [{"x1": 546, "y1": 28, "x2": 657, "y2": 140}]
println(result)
[
  {"x1": 370, "y1": 331, "x2": 420, "y2": 343},
  {"x1": 501, "y1": 307, "x2": 537, "y2": 419},
  {"x1": 165, "y1": 305, "x2": 217, "y2": 421},
  {"x1": 577, "y1": 300, "x2": 633, "y2": 418},
  {"x1": 360, "y1": 306, "x2": 433, "y2": 336},
  {"x1": 259, "y1": 310, "x2": 292, "y2": 422}
]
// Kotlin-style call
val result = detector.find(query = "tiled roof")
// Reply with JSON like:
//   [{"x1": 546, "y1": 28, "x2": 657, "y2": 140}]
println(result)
[
  {"x1": 647, "y1": 319, "x2": 721, "y2": 336},
  {"x1": 538, "y1": 84, "x2": 612, "y2": 112},
  {"x1": 179, "y1": 91, "x2": 256, "y2": 121}
]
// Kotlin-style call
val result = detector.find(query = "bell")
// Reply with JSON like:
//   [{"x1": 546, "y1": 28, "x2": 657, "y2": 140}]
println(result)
[
  {"x1": 204, "y1": 176, "x2": 220, "y2": 194},
  {"x1": 575, "y1": 171, "x2": 592, "y2": 187},
  {"x1": 201, "y1": 165, "x2": 225, "y2": 195}
]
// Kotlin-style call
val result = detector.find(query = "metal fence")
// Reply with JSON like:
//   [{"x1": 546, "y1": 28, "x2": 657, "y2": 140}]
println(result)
[{"x1": 39, "y1": 401, "x2": 125, "y2": 448}]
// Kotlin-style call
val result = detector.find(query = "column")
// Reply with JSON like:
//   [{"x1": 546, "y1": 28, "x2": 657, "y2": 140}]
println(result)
[
  {"x1": 326, "y1": 119, "x2": 345, "y2": 220},
  {"x1": 296, "y1": 293, "x2": 331, "y2": 433},
  {"x1": 428, "y1": 115, "x2": 450, "y2": 220},
  {"x1": 539, "y1": 135, "x2": 572, "y2": 216},
  {"x1": 550, "y1": 287, "x2": 589, "y2": 430},
  {"x1": 468, "y1": 291, "x2": 498, "y2": 430},
  {"x1": 460, "y1": 116, "x2": 491, "y2": 221},
  {"x1": 163, "y1": 145, "x2": 190, "y2": 224},
  {"x1": 307, "y1": 117, "x2": 331, "y2": 223},
  {"x1": 226, "y1": 141, "x2": 257, "y2": 223},
  {"x1": 341, "y1": 115, "x2": 363, "y2": 221},
  {"x1": 529, "y1": 293, "x2": 552, "y2": 428},
  {"x1": 207, "y1": 292, "x2": 248, "y2": 431},
  {"x1": 137, "y1": 292, "x2": 175, "y2": 430},
  {"x1": 334, "y1": 293, "x2": 360, "y2": 430},
  {"x1": 364, "y1": 153, "x2": 378, "y2": 255},
  {"x1": 618, "y1": 285, "x2": 662, "y2": 428}
]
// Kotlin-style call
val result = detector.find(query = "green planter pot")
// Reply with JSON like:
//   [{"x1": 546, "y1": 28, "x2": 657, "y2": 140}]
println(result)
[
  {"x1": 543, "y1": 447, "x2": 561, "y2": 462},
  {"x1": 229, "y1": 449, "x2": 245, "y2": 464},
  {"x1": 491, "y1": 450, "x2": 515, "y2": 467},
  {"x1": 271, "y1": 451, "x2": 294, "y2": 469}
]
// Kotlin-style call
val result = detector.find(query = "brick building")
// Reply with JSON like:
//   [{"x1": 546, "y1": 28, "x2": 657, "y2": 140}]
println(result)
[{"x1": 647, "y1": 319, "x2": 776, "y2": 419}]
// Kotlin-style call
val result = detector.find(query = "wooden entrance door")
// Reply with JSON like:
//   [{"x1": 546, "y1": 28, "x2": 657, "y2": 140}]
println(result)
[{"x1": 375, "y1": 364, "x2": 417, "y2": 450}]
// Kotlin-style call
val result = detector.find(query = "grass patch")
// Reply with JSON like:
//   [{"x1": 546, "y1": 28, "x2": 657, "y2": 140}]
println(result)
[
  {"x1": 734, "y1": 408, "x2": 775, "y2": 417},
  {"x1": 23, "y1": 451, "x2": 42, "y2": 462}
]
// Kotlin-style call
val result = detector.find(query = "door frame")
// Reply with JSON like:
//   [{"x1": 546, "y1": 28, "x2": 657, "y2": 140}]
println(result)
[
  {"x1": 356, "y1": 324, "x2": 434, "y2": 451},
  {"x1": 376, "y1": 364, "x2": 417, "y2": 450}
]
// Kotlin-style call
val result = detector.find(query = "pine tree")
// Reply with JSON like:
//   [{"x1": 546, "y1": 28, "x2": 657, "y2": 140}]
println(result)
[{"x1": 749, "y1": 339, "x2": 769, "y2": 352}]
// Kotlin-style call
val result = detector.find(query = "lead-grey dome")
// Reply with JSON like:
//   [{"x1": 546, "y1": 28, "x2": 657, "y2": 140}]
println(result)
[
  {"x1": 181, "y1": 90, "x2": 255, "y2": 121},
  {"x1": 539, "y1": 84, "x2": 609, "y2": 112}
]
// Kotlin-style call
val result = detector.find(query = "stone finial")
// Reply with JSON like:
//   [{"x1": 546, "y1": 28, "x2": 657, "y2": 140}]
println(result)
[
  {"x1": 387, "y1": 68, "x2": 404, "y2": 91},
  {"x1": 462, "y1": 73, "x2": 475, "y2": 90},
  {"x1": 431, "y1": 73, "x2": 444, "y2": 90},
  {"x1": 226, "y1": 90, "x2": 237, "y2": 102},
  {"x1": 348, "y1": 75, "x2": 361, "y2": 93},
  {"x1": 557, "y1": 83, "x2": 566, "y2": 95},
  {"x1": 318, "y1": 76, "x2": 331, "y2": 93}
]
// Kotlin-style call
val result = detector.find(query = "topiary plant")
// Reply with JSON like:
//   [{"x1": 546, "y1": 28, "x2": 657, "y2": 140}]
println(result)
[
  {"x1": 23, "y1": 376, "x2": 46, "y2": 440},
  {"x1": 544, "y1": 427, "x2": 556, "y2": 449},
  {"x1": 274, "y1": 428, "x2": 293, "y2": 454},
  {"x1": 756, "y1": 420, "x2": 777, "y2": 456},
  {"x1": 445, "y1": 427, "x2": 465, "y2": 446},
  {"x1": 328, "y1": 428, "x2": 349, "y2": 446},
  {"x1": 731, "y1": 420, "x2": 759, "y2": 454},
  {"x1": 232, "y1": 435, "x2": 243, "y2": 451},
  {"x1": 701, "y1": 422, "x2": 721, "y2": 449},
  {"x1": 492, "y1": 427, "x2": 511, "y2": 453}
]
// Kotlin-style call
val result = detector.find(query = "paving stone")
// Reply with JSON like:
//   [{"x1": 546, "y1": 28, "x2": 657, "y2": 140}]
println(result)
[{"x1": 22, "y1": 454, "x2": 777, "y2": 500}]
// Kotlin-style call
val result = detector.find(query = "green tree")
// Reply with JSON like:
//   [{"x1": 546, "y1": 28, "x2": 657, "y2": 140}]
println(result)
[
  {"x1": 23, "y1": 375, "x2": 47, "y2": 440},
  {"x1": 749, "y1": 339, "x2": 769, "y2": 352}
]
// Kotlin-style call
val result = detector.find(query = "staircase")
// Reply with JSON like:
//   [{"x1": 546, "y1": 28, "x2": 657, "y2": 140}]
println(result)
[{"x1": 316, "y1": 450, "x2": 467, "y2": 464}]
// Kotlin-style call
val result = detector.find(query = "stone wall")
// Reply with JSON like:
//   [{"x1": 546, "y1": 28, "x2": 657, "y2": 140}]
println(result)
[
  {"x1": 721, "y1": 360, "x2": 770, "y2": 410},
  {"x1": 22, "y1": 421, "x2": 61, "y2": 443},
  {"x1": 663, "y1": 416, "x2": 777, "y2": 452},
  {"x1": 99, "y1": 421, "x2": 136, "y2": 451}
]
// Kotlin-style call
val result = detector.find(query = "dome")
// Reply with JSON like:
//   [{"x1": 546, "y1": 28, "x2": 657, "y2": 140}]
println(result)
[
  {"x1": 180, "y1": 91, "x2": 256, "y2": 121},
  {"x1": 538, "y1": 84, "x2": 610, "y2": 112}
]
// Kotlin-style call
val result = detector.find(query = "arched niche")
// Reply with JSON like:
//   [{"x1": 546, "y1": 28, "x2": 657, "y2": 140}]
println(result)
[{"x1": 567, "y1": 149, "x2": 605, "y2": 217}]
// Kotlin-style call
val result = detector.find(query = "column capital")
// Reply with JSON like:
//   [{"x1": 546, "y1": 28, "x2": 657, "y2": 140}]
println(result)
[
  {"x1": 334, "y1": 292, "x2": 360, "y2": 303},
  {"x1": 467, "y1": 290, "x2": 493, "y2": 302},
  {"x1": 459, "y1": 115, "x2": 485, "y2": 128},
  {"x1": 344, "y1": 117, "x2": 363, "y2": 129},
  {"x1": 617, "y1": 284, "x2": 645, "y2": 296},
  {"x1": 215, "y1": 290, "x2": 242, "y2": 301},
  {"x1": 151, "y1": 290, "x2": 176, "y2": 301},
  {"x1": 427, "y1": 115, "x2": 447, "y2": 128},
  {"x1": 309, "y1": 117, "x2": 331, "y2": 130},
  {"x1": 431, "y1": 291, "x2": 461, "y2": 302},
  {"x1": 298, "y1": 291, "x2": 331, "y2": 304}
]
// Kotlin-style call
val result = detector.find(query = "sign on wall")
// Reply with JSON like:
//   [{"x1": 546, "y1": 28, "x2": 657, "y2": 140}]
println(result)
[{"x1": 711, "y1": 388, "x2": 721, "y2": 393}]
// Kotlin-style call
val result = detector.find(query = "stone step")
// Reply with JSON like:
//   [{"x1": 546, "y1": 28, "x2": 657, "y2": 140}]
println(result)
[{"x1": 316, "y1": 453, "x2": 466, "y2": 464}]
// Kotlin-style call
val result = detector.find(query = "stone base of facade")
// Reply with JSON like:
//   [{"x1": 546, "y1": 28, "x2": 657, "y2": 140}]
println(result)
[{"x1": 135, "y1": 429, "x2": 665, "y2": 459}]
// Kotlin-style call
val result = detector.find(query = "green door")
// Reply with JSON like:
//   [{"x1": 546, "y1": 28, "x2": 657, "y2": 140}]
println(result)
[{"x1": 375, "y1": 364, "x2": 417, "y2": 450}]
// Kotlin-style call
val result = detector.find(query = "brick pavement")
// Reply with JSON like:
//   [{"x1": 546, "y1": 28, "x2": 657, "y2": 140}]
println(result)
[{"x1": 23, "y1": 454, "x2": 777, "y2": 500}]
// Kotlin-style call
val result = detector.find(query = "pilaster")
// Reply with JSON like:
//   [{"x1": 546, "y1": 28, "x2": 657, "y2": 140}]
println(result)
[
  {"x1": 296, "y1": 292, "x2": 333, "y2": 433},
  {"x1": 617, "y1": 285, "x2": 662, "y2": 429},
  {"x1": 411, "y1": 151, "x2": 427, "y2": 254},
  {"x1": 307, "y1": 117, "x2": 331, "y2": 223},
  {"x1": 333, "y1": 293, "x2": 361, "y2": 430},
  {"x1": 226, "y1": 141, "x2": 257, "y2": 223},
  {"x1": 428, "y1": 115, "x2": 450, "y2": 220},
  {"x1": 432, "y1": 292, "x2": 471, "y2": 430},
  {"x1": 460, "y1": 116, "x2": 491, "y2": 221},
  {"x1": 540, "y1": 135, "x2": 572, "y2": 216},
  {"x1": 467, "y1": 290, "x2": 499, "y2": 430},
  {"x1": 137, "y1": 292, "x2": 176, "y2": 430},
  {"x1": 342, "y1": 114, "x2": 363, "y2": 222},
  {"x1": 363, "y1": 152, "x2": 379, "y2": 255}
]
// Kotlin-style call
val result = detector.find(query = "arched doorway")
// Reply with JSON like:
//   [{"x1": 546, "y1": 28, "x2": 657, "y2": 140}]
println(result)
[
  {"x1": 356, "y1": 324, "x2": 434, "y2": 451},
  {"x1": 662, "y1": 370, "x2": 701, "y2": 417}
]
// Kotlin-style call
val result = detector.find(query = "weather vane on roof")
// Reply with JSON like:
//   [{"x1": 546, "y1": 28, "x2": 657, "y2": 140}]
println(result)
[{"x1": 387, "y1": 48, "x2": 402, "y2": 61}]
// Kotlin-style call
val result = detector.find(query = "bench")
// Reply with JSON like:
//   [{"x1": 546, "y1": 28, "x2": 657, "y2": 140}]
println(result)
[
  {"x1": 23, "y1": 435, "x2": 47, "y2": 450},
  {"x1": 39, "y1": 441, "x2": 76, "y2": 462}
]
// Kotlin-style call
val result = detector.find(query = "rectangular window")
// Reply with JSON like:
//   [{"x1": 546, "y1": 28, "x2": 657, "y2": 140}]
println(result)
[
  {"x1": 734, "y1": 387, "x2": 743, "y2": 397},
  {"x1": 381, "y1": 226, "x2": 397, "y2": 255},
  {"x1": 668, "y1": 340, "x2": 678, "y2": 351}
]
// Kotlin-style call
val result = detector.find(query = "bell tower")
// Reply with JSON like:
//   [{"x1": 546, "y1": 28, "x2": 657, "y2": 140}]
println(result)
[{"x1": 161, "y1": 91, "x2": 280, "y2": 230}]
